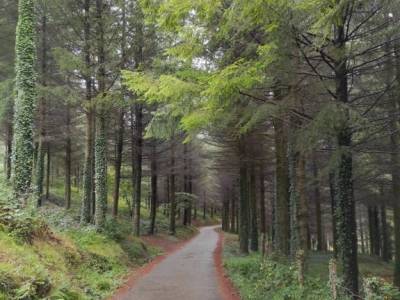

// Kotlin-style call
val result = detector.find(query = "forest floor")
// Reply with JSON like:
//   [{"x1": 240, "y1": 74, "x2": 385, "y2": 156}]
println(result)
[
  {"x1": 111, "y1": 226, "x2": 239, "y2": 300},
  {"x1": 222, "y1": 233, "x2": 397, "y2": 300}
]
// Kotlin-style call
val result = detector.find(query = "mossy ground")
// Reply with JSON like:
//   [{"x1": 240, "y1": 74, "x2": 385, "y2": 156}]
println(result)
[{"x1": 0, "y1": 168, "x2": 197, "y2": 299}]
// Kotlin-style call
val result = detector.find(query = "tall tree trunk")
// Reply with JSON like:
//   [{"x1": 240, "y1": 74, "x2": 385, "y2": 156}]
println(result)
[
  {"x1": 169, "y1": 141, "x2": 176, "y2": 235},
  {"x1": 36, "y1": 13, "x2": 47, "y2": 207},
  {"x1": 183, "y1": 144, "x2": 189, "y2": 226},
  {"x1": 133, "y1": 104, "x2": 143, "y2": 236},
  {"x1": 312, "y1": 155, "x2": 324, "y2": 251},
  {"x1": 238, "y1": 137, "x2": 249, "y2": 254},
  {"x1": 249, "y1": 165, "x2": 258, "y2": 252},
  {"x1": 369, "y1": 206, "x2": 381, "y2": 256},
  {"x1": 149, "y1": 142, "x2": 158, "y2": 235},
  {"x1": 389, "y1": 29, "x2": 400, "y2": 288},
  {"x1": 113, "y1": 0, "x2": 127, "y2": 218},
  {"x1": 296, "y1": 153, "x2": 309, "y2": 253},
  {"x1": 329, "y1": 172, "x2": 338, "y2": 257},
  {"x1": 80, "y1": 0, "x2": 93, "y2": 224},
  {"x1": 65, "y1": 105, "x2": 72, "y2": 209},
  {"x1": 94, "y1": 0, "x2": 108, "y2": 230},
  {"x1": 380, "y1": 205, "x2": 390, "y2": 262},
  {"x1": 259, "y1": 169, "x2": 266, "y2": 254},
  {"x1": 230, "y1": 194, "x2": 236, "y2": 234},
  {"x1": 112, "y1": 109, "x2": 124, "y2": 217},
  {"x1": 45, "y1": 146, "x2": 50, "y2": 200},
  {"x1": 12, "y1": 0, "x2": 37, "y2": 200},
  {"x1": 333, "y1": 14, "x2": 359, "y2": 295},
  {"x1": 273, "y1": 118, "x2": 290, "y2": 255},
  {"x1": 203, "y1": 192, "x2": 206, "y2": 220},
  {"x1": 222, "y1": 191, "x2": 230, "y2": 232}
]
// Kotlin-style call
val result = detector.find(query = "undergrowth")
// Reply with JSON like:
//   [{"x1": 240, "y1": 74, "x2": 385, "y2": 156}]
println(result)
[{"x1": 223, "y1": 233, "x2": 400, "y2": 300}]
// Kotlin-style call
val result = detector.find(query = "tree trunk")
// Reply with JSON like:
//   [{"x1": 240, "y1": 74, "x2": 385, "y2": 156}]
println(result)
[
  {"x1": 36, "y1": 13, "x2": 47, "y2": 207},
  {"x1": 273, "y1": 118, "x2": 290, "y2": 255},
  {"x1": 238, "y1": 137, "x2": 249, "y2": 254},
  {"x1": 390, "y1": 30, "x2": 400, "y2": 288},
  {"x1": 149, "y1": 142, "x2": 158, "y2": 235},
  {"x1": 112, "y1": 109, "x2": 124, "y2": 217},
  {"x1": 65, "y1": 105, "x2": 72, "y2": 209},
  {"x1": 80, "y1": 0, "x2": 93, "y2": 224},
  {"x1": 297, "y1": 153, "x2": 309, "y2": 253},
  {"x1": 12, "y1": 0, "x2": 37, "y2": 199},
  {"x1": 312, "y1": 155, "x2": 324, "y2": 251},
  {"x1": 133, "y1": 104, "x2": 143, "y2": 236},
  {"x1": 259, "y1": 170, "x2": 267, "y2": 254},
  {"x1": 230, "y1": 195, "x2": 236, "y2": 233},
  {"x1": 380, "y1": 206, "x2": 390, "y2": 262},
  {"x1": 249, "y1": 165, "x2": 258, "y2": 252},
  {"x1": 222, "y1": 192, "x2": 230, "y2": 232},
  {"x1": 45, "y1": 146, "x2": 50, "y2": 200},
  {"x1": 329, "y1": 172, "x2": 338, "y2": 257},
  {"x1": 169, "y1": 142, "x2": 176, "y2": 235},
  {"x1": 94, "y1": 0, "x2": 108, "y2": 230}
]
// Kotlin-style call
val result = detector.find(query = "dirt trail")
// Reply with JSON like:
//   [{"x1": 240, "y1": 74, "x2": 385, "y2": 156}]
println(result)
[{"x1": 115, "y1": 226, "x2": 225, "y2": 300}]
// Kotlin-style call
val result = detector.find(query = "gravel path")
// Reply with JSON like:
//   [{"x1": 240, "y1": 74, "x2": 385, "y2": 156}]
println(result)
[{"x1": 118, "y1": 226, "x2": 222, "y2": 300}]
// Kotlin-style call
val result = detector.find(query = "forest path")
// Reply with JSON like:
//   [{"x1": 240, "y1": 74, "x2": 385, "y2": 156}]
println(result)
[{"x1": 117, "y1": 226, "x2": 223, "y2": 300}]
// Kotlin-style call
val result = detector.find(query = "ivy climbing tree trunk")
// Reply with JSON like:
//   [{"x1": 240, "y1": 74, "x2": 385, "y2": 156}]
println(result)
[
  {"x1": 94, "y1": 0, "x2": 108, "y2": 230},
  {"x1": 333, "y1": 9, "x2": 359, "y2": 296},
  {"x1": 36, "y1": 12, "x2": 48, "y2": 207},
  {"x1": 12, "y1": 0, "x2": 37, "y2": 200},
  {"x1": 80, "y1": 0, "x2": 93, "y2": 224},
  {"x1": 5, "y1": 120, "x2": 13, "y2": 181}
]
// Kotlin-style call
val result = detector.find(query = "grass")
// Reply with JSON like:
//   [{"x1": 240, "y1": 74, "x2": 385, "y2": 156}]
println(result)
[{"x1": 222, "y1": 233, "x2": 400, "y2": 300}]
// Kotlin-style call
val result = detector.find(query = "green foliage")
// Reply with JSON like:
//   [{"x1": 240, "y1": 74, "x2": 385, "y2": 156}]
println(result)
[
  {"x1": 363, "y1": 277, "x2": 400, "y2": 300},
  {"x1": 12, "y1": 0, "x2": 37, "y2": 197},
  {"x1": 225, "y1": 253, "x2": 332, "y2": 300}
]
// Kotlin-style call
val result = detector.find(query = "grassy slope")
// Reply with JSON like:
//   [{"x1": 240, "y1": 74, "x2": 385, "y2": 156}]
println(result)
[
  {"x1": 0, "y1": 171, "x2": 197, "y2": 299},
  {"x1": 223, "y1": 233, "x2": 400, "y2": 300}
]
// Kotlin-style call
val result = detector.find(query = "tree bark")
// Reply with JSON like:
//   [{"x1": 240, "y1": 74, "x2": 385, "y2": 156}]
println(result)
[
  {"x1": 296, "y1": 153, "x2": 309, "y2": 253},
  {"x1": 312, "y1": 155, "x2": 324, "y2": 251},
  {"x1": 65, "y1": 105, "x2": 72, "y2": 209},
  {"x1": 273, "y1": 118, "x2": 290, "y2": 255},
  {"x1": 169, "y1": 141, "x2": 176, "y2": 235},
  {"x1": 80, "y1": 0, "x2": 93, "y2": 224},
  {"x1": 380, "y1": 206, "x2": 390, "y2": 262},
  {"x1": 149, "y1": 142, "x2": 158, "y2": 235},
  {"x1": 112, "y1": 109, "x2": 124, "y2": 217},
  {"x1": 249, "y1": 164, "x2": 258, "y2": 252},
  {"x1": 331, "y1": 8, "x2": 359, "y2": 296},
  {"x1": 45, "y1": 145, "x2": 50, "y2": 200},
  {"x1": 238, "y1": 137, "x2": 249, "y2": 254},
  {"x1": 36, "y1": 13, "x2": 47, "y2": 207},
  {"x1": 133, "y1": 104, "x2": 143, "y2": 236}
]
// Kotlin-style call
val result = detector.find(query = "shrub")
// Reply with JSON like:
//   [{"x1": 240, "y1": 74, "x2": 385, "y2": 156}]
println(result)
[{"x1": 363, "y1": 277, "x2": 400, "y2": 300}]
